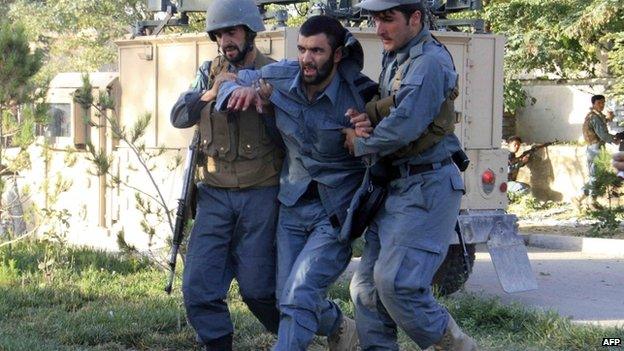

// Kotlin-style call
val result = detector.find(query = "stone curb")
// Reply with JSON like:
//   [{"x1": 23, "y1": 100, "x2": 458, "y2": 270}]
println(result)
[{"x1": 520, "y1": 233, "x2": 624, "y2": 257}]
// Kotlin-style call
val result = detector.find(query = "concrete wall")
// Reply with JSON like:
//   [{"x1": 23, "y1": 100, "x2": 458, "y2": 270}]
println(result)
[
  {"x1": 5, "y1": 141, "x2": 184, "y2": 254},
  {"x1": 516, "y1": 80, "x2": 608, "y2": 144},
  {"x1": 513, "y1": 79, "x2": 621, "y2": 203},
  {"x1": 515, "y1": 143, "x2": 618, "y2": 203}
]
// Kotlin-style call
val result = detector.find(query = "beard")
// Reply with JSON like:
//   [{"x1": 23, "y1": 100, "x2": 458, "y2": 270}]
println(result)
[
  {"x1": 300, "y1": 52, "x2": 335, "y2": 86},
  {"x1": 221, "y1": 39, "x2": 252, "y2": 64}
]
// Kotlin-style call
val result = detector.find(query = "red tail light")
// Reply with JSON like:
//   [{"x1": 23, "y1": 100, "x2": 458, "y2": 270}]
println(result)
[
  {"x1": 482, "y1": 169, "x2": 495, "y2": 184},
  {"x1": 499, "y1": 182, "x2": 508, "y2": 193},
  {"x1": 481, "y1": 169, "x2": 495, "y2": 194}
]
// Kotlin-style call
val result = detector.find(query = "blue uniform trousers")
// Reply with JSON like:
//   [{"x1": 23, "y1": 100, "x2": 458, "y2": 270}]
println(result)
[
  {"x1": 273, "y1": 198, "x2": 352, "y2": 351},
  {"x1": 350, "y1": 164, "x2": 464, "y2": 350},
  {"x1": 182, "y1": 184, "x2": 280, "y2": 344}
]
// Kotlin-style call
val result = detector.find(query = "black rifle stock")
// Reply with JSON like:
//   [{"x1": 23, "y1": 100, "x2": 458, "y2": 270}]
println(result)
[{"x1": 165, "y1": 130, "x2": 200, "y2": 294}]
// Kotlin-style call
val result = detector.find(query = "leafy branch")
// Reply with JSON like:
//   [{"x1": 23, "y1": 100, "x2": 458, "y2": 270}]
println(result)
[{"x1": 74, "y1": 74, "x2": 175, "y2": 236}]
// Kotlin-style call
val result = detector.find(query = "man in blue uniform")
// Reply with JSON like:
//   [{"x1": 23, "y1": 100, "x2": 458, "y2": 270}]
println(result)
[
  {"x1": 218, "y1": 16, "x2": 377, "y2": 351},
  {"x1": 344, "y1": 1, "x2": 478, "y2": 350},
  {"x1": 169, "y1": 0, "x2": 282, "y2": 349}
]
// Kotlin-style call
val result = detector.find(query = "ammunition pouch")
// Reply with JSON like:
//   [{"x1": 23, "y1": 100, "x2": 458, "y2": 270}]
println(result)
[
  {"x1": 197, "y1": 101, "x2": 282, "y2": 188},
  {"x1": 451, "y1": 149, "x2": 470, "y2": 172},
  {"x1": 194, "y1": 51, "x2": 282, "y2": 189},
  {"x1": 392, "y1": 90, "x2": 459, "y2": 159},
  {"x1": 199, "y1": 102, "x2": 237, "y2": 161},
  {"x1": 350, "y1": 179, "x2": 386, "y2": 240},
  {"x1": 365, "y1": 95, "x2": 395, "y2": 126},
  {"x1": 349, "y1": 161, "x2": 390, "y2": 240},
  {"x1": 365, "y1": 87, "x2": 460, "y2": 159}
]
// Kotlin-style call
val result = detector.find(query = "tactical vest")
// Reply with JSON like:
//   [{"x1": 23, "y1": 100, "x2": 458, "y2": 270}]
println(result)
[
  {"x1": 197, "y1": 53, "x2": 283, "y2": 188},
  {"x1": 368, "y1": 34, "x2": 459, "y2": 159},
  {"x1": 583, "y1": 110, "x2": 602, "y2": 145}
]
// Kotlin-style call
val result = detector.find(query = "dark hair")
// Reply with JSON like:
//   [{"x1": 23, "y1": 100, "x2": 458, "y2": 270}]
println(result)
[
  {"x1": 371, "y1": 4, "x2": 426, "y2": 24},
  {"x1": 299, "y1": 15, "x2": 347, "y2": 52},
  {"x1": 507, "y1": 135, "x2": 522, "y2": 144},
  {"x1": 208, "y1": 25, "x2": 256, "y2": 42},
  {"x1": 591, "y1": 94, "x2": 605, "y2": 104}
]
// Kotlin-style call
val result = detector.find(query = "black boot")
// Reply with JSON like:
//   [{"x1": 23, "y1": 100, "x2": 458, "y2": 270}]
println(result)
[{"x1": 204, "y1": 333, "x2": 233, "y2": 351}]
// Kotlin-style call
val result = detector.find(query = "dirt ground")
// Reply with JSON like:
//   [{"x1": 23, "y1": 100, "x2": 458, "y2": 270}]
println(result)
[{"x1": 509, "y1": 200, "x2": 624, "y2": 239}]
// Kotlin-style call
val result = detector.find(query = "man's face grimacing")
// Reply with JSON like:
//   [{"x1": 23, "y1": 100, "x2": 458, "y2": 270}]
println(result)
[
  {"x1": 213, "y1": 26, "x2": 249, "y2": 63},
  {"x1": 373, "y1": 9, "x2": 422, "y2": 52},
  {"x1": 297, "y1": 33, "x2": 341, "y2": 86}
]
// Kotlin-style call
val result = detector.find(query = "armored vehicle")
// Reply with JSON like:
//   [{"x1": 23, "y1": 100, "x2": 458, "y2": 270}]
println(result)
[{"x1": 41, "y1": 0, "x2": 536, "y2": 294}]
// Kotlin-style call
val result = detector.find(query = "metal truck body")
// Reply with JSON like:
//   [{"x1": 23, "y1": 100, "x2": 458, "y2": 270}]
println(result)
[{"x1": 35, "y1": 21, "x2": 535, "y2": 292}]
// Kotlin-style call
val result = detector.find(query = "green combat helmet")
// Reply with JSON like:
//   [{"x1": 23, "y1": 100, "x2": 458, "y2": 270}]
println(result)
[{"x1": 205, "y1": 0, "x2": 266, "y2": 41}]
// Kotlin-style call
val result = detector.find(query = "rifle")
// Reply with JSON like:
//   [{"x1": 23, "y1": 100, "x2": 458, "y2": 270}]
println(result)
[
  {"x1": 516, "y1": 140, "x2": 557, "y2": 160},
  {"x1": 165, "y1": 130, "x2": 200, "y2": 294}
]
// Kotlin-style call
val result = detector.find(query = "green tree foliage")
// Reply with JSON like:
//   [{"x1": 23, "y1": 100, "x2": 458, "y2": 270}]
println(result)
[
  {"x1": 0, "y1": 1, "x2": 9, "y2": 14},
  {"x1": 484, "y1": 0, "x2": 624, "y2": 101},
  {"x1": 0, "y1": 19, "x2": 46, "y2": 244},
  {"x1": 485, "y1": 1, "x2": 595, "y2": 77},
  {"x1": 585, "y1": 149, "x2": 624, "y2": 237},
  {"x1": 609, "y1": 33, "x2": 624, "y2": 102},
  {"x1": 7, "y1": 0, "x2": 147, "y2": 83},
  {"x1": 0, "y1": 21, "x2": 43, "y2": 111},
  {"x1": 503, "y1": 77, "x2": 535, "y2": 115},
  {"x1": 0, "y1": 20, "x2": 44, "y2": 170}
]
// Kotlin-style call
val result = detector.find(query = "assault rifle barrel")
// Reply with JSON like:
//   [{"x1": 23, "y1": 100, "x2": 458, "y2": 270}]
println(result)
[{"x1": 165, "y1": 130, "x2": 200, "y2": 294}]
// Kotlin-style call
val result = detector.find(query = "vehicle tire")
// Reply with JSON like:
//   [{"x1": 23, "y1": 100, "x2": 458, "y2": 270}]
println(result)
[{"x1": 432, "y1": 243, "x2": 476, "y2": 296}]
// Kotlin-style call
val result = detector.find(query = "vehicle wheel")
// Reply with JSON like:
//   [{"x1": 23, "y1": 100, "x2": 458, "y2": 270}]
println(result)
[{"x1": 432, "y1": 243, "x2": 476, "y2": 296}]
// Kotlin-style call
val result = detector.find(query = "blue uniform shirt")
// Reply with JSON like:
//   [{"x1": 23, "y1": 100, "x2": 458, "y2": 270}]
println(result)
[
  {"x1": 354, "y1": 27, "x2": 462, "y2": 166},
  {"x1": 217, "y1": 59, "x2": 372, "y2": 226}
]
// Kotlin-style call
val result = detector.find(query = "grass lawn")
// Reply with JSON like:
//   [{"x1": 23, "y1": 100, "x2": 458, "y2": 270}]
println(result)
[{"x1": 1, "y1": 241, "x2": 622, "y2": 350}]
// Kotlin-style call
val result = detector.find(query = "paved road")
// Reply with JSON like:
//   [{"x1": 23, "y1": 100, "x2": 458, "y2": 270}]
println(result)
[{"x1": 464, "y1": 244, "x2": 624, "y2": 327}]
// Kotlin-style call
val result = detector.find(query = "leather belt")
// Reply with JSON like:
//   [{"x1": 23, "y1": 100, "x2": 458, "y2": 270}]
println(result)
[
  {"x1": 299, "y1": 182, "x2": 340, "y2": 228},
  {"x1": 393, "y1": 157, "x2": 453, "y2": 179}
]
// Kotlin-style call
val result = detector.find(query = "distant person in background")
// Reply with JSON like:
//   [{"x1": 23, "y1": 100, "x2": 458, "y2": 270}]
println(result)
[
  {"x1": 507, "y1": 136, "x2": 530, "y2": 195},
  {"x1": 583, "y1": 94, "x2": 619, "y2": 194}
]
